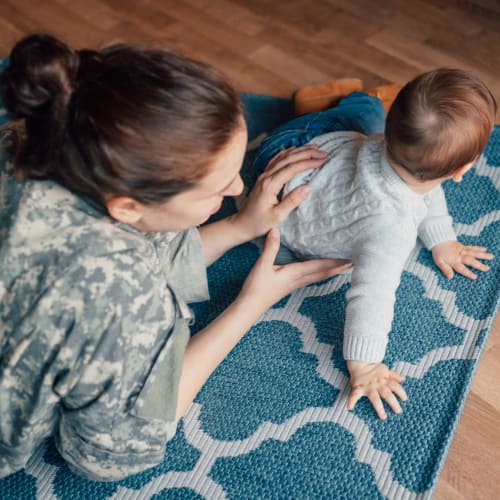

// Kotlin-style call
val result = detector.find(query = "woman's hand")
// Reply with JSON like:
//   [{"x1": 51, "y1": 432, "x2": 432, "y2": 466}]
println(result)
[
  {"x1": 177, "y1": 228, "x2": 350, "y2": 418},
  {"x1": 200, "y1": 145, "x2": 328, "y2": 265},
  {"x1": 233, "y1": 145, "x2": 328, "y2": 241},
  {"x1": 346, "y1": 360, "x2": 407, "y2": 420},
  {"x1": 237, "y1": 228, "x2": 351, "y2": 312}
]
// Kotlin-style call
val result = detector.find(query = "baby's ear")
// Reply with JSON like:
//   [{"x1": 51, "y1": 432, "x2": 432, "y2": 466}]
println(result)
[
  {"x1": 450, "y1": 161, "x2": 475, "y2": 183},
  {"x1": 106, "y1": 196, "x2": 144, "y2": 224}
]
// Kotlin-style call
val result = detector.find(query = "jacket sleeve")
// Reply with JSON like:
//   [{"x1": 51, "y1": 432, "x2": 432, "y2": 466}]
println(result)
[
  {"x1": 343, "y1": 216, "x2": 417, "y2": 363},
  {"x1": 417, "y1": 185, "x2": 457, "y2": 249},
  {"x1": 0, "y1": 252, "x2": 186, "y2": 482},
  {"x1": 154, "y1": 227, "x2": 210, "y2": 304}
]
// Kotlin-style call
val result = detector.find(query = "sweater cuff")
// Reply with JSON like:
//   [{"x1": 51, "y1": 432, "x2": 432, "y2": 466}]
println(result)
[
  {"x1": 343, "y1": 336, "x2": 387, "y2": 363},
  {"x1": 418, "y1": 218, "x2": 457, "y2": 249}
]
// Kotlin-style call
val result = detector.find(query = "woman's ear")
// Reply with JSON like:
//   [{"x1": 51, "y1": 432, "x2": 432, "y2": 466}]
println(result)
[{"x1": 106, "y1": 196, "x2": 144, "y2": 224}]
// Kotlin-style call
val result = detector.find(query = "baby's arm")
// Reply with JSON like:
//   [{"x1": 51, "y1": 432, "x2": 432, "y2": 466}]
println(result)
[
  {"x1": 418, "y1": 186, "x2": 493, "y2": 279},
  {"x1": 344, "y1": 219, "x2": 416, "y2": 419}
]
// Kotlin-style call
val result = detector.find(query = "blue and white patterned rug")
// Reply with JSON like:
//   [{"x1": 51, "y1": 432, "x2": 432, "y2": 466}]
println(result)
[{"x1": 1, "y1": 82, "x2": 499, "y2": 499}]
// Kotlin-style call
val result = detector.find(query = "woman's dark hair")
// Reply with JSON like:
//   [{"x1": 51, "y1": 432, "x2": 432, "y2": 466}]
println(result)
[
  {"x1": 385, "y1": 68, "x2": 497, "y2": 181},
  {"x1": 0, "y1": 34, "x2": 243, "y2": 207}
]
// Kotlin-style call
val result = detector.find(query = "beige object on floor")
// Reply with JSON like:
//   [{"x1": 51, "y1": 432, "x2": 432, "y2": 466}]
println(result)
[
  {"x1": 293, "y1": 78, "x2": 363, "y2": 115},
  {"x1": 365, "y1": 83, "x2": 404, "y2": 112},
  {"x1": 293, "y1": 79, "x2": 404, "y2": 115}
]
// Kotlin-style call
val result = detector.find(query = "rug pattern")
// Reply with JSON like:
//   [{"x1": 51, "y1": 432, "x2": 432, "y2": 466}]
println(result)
[{"x1": 0, "y1": 91, "x2": 499, "y2": 499}]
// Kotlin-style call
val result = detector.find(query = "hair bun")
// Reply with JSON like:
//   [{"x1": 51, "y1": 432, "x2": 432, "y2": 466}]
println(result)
[{"x1": 0, "y1": 34, "x2": 78, "y2": 118}]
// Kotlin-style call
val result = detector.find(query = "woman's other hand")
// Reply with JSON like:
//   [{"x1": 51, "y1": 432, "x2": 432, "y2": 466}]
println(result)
[{"x1": 238, "y1": 228, "x2": 351, "y2": 311}]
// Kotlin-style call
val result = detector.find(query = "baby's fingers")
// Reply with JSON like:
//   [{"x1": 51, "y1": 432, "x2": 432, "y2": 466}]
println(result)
[
  {"x1": 463, "y1": 244, "x2": 491, "y2": 253},
  {"x1": 465, "y1": 248, "x2": 494, "y2": 261},
  {"x1": 380, "y1": 387, "x2": 403, "y2": 415},
  {"x1": 453, "y1": 262, "x2": 477, "y2": 280},
  {"x1": 463, "y1": 255, "x2": 490, "y2": 272},
  {"x1": 388, "y1": 370, "x2": 406, "y2": 384},
  {"x1": 347, "y1": 387, "x2": 364, "y2": 412},
  {"x1": 388, "y1": 380, "x2": 408, "y2": 402},
  {"x1": 368, "y1": 393, "x2": 387, "y2": 420},
  {"x1": 436, "y1": 259, "x2": 454, "y2": 279}
]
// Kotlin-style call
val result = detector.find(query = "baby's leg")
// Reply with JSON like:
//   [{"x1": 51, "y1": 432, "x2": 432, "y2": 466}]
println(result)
[
  {"x1": 330, "y1": 91, "x2": 386, "y2": 136},
  {"x1": 253, "y1": 112, "x2": 325, "y2": 174},
  {"x1": 253, "y1": 92, "x2": 385, "y2": 173}
]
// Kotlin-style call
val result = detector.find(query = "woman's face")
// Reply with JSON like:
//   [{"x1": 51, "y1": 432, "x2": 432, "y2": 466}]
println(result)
[{"x1": 133, "y1": 122, "x2": 248, "y2": 232}]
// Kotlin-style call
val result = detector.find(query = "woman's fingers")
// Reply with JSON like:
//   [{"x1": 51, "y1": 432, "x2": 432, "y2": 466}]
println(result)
[
  {"x1": 273, "y1": 185, "x2": 311, "y2": 221},
  {"x1": 294, "y1": 264, "x2": 352, "y2": 288},
  {"x1": 264, "y1": 145, "x2": 326, "y2": 175},
  {"x1": 284, "y1": 258, "x2": 351, "y2": 281},
  {"x1": 266, "y1": 157, "x2": 325, "y2": 193},
  {"x1": 263, "y1": 146, "x2": 295, "y2": 172},
  {"x1": 259, "y1": 228, "x2": 281, "y2": 266}
]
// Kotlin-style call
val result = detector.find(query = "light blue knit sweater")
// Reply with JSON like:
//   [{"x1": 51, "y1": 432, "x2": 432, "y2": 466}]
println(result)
[{"x1": 281, "y1": 131, "x2": 457, "y2": 362}]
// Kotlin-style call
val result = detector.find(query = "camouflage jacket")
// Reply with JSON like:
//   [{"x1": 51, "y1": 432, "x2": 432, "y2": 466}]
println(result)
[{"x1": 0, "y1": 129, "x2": 209, "y2": 481}]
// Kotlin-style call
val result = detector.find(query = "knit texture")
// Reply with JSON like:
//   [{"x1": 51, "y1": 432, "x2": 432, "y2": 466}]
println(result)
[{"x1": 0, "y1": 90, "x2": 499, "y2": 499}]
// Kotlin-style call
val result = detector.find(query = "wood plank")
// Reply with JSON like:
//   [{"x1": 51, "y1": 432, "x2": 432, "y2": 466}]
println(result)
[
  {"x1": 56, "y1": 0, "x2": 120, "y2": 31},
  {"x1": 187, "y1": 0, "x2": 268, "y2": 37},
  {"x1": 435, "y1": 391, "x2": 500, "y2": 499},
  {"x1": 312, "y1": 26, "x2": 422, "y2": 84},
  {"x1": 365, "y1": 28, "x2": 500, "y2": 115},
  {"x1": 256, "y1": 23, "x2": 386, "y2": 89},
  {"x1": 2, "y1": 0, "x2": 107, "y2": 47}
]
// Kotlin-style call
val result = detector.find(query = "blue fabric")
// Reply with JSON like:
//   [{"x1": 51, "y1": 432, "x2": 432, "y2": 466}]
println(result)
[
  {"x1": 0, "y1": 76, "x2": 499, "y2": 499},
  {"x1": 253, "y1": 91, "x2": 385, "y2": 174},
  {"x1": 0, "y1": 58, "x2": 11, "y2": 126}
]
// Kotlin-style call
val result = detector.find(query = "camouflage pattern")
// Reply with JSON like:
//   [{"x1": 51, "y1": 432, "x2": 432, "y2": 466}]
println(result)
[{"x1": 0, "y1": 128, "x2": 209, "y2": 481}]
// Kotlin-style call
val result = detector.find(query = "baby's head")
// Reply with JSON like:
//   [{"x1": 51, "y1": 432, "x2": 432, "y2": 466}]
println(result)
[{"x1": 385, "y1": 69, "x2": 496, "y2": 181}]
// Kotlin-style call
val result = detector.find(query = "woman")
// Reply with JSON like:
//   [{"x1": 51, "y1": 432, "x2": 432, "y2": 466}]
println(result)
[{"x1": 0, "y1": 35, "x2": 350, "y2": 481}]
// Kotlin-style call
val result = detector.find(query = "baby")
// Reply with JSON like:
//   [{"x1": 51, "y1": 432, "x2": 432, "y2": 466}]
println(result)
[{"x1": 253, "y1": 69, "x2": 496, "y2": 419}]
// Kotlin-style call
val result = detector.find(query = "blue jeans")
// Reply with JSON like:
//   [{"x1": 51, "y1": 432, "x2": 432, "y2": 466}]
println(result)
[
  {"x1": 251, "y1": 92, "x2": 386, "y2": 264},
  {"x1": 253, "y1": 91, "x2": 386, "y2": 173}
]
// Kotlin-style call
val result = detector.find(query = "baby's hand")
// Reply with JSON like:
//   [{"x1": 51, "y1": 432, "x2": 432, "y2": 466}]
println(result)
[
  {"x1": 432, "y1": 241, "x2": 493, "y2": 280},
  {"x1": 346, "y1": 360, "x2": 407, "y2": 420}
]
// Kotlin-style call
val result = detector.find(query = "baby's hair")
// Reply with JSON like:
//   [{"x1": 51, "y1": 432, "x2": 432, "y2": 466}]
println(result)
[
  {"x1": 385, "y1": 68, "x2": 497, "y2": 181},
  {"x1": 0, "y1": 34, "x2": 243, "y2": 208}
]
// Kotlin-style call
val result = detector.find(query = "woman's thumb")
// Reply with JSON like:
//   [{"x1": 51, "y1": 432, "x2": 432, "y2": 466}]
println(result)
[
  {"x1": 277, "y1": 184, "x2": 310, "y2": 220},
  {"x1": 260, "y1": 228, "x2": 280, "y2": 265}
]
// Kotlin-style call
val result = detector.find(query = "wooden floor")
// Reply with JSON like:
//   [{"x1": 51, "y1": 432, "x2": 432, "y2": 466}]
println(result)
[{"x1": 1, "y1": 0, "x2": 499, "y2": 498}]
